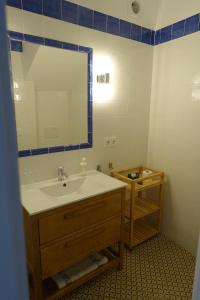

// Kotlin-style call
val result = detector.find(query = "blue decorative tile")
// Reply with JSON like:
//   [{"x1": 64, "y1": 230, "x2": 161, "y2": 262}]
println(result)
[
  {"x1": 88, "y1": 133, "x2": 92, "y2": 145},
  {"x1": 43, "y1": 0, "x2": 61, "y2": 19},
  {"x1": 71, "y1": 145, "x2": 80, "y2": 150},
  {"x1": 154, "y1": 30, "x2": 161, "y2": 45},
  {"x1": 107, "y1": 16, "x2": 120, "y2": 36},
  {"x1": 88, "y1": 52, "x2": 93, "y2": 65},
  {"x1": 64, "y1": 145, "x2": 72, "y2": 151},
  {"x1": 79, "y1": 45, "x2": 91, "y2": 53},
  {"x1": 45, "y1": 38, "x2": 62, "y2": 48},
  {"x1": 49, "y1": 146, "x2": 65, "y2": 153},
  {"x1": 80, "y1": 143, "x2": 90, "y2": 149},
  {"x1": 119, "y1": 20, "x2": 131, "y2": 39},
  {"x1": 9, "y1": 31, "x2": 24, "y2": 41},
  {"x1": 62, "y1": 42, "x2": 78, "y2": 51},
  {"x1": 31, "y1": 148, "x2": 48, "y2": 156},
  {"x1": 141, "y1": 27, "x2": 152, "y2": 45},
  {"x1": 62, "y1": 0, "x2": 78, "y2": 24},
  {"x1": 88, "y1": 117, "x2": 92, "y2": 132},
  {"x1": 65, "y1": 145, "x2": 80, "y2": 151},
  {"x1": 151, "y1": 31, "x2": 155, "y2": 45},
  {"x1": 24, "y1": 34, "x2": 44, "y2": 44},
  {"x1": 19, "y1": 150, "x2": 31, "y2": 157},
  {"x1": 94, "y1": 11, "x2": 107, "y2": 32},
  {"x1": 160, "y1": 25, "x2": 172, "y2": 43},
  {"x1": 88, "y1": 84, "x2": 93, "y2": 102},
  {"x1": 185, "y1": 14, "x2": 199, "y2": 35},
  {"x1": 78, "y1": 6, "x2": 93, "y2": 29},
  {"x1": 22, "y1": 0, "x2": 42, "y2": 14},
  {"x1": 88, "y1": 101, "x2": 92, "y2": 117},
  {"x1": 172, "y1": 20, "x2": 185, "y2": 39},
  {"x1": 11, "y1": 40, "x2": 23, "y2": 52},
  {"x1": 7, "y1": 0, "x2": 22, "y2": 9},
  {"x1": 131, "y1": 24, "x2": 142, "y2": 42},
  {"x1": 88, "y1": 65, "x2": 93, "y2": 83}
]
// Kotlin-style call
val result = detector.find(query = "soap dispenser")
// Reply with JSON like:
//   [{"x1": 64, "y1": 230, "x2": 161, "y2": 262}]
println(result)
[{"x1": 80, "y1": 157, "x2": 87, "y2": 176}]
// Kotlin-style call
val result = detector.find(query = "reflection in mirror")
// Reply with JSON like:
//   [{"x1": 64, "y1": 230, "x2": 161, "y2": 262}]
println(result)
[{"x1": 9, "y1": 34, "x2": 93, "y2": 156}]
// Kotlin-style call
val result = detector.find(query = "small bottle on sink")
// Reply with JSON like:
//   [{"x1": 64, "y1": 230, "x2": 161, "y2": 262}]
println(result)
[{"x1": 80, "y1": 157, "x2": 87, "y2": 176}]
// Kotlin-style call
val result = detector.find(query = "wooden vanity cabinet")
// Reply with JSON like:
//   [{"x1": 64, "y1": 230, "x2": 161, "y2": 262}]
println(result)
[{"x1": 23, "y1": 188, "x2": 125, "y2": 300}]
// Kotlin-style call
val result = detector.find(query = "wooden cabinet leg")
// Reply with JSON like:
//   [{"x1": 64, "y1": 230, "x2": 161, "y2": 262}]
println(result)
[
  {"x1": 155, "y1": 182, "x2": 164, "y2": 232},
  {"x1": 31, "y1": 270, "x2": 43, "y2": 300},
  {"x1": 118, "y1": 241, "x2": 124, "y2": 271}
]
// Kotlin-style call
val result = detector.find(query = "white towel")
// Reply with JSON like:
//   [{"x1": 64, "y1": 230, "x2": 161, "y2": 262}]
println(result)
[
  {"x1": 90, "y1": 253, "x2": 109, "y2": 266},
  {"x1": 52, "y1": 253, "x2": 109, "y2": 289}
]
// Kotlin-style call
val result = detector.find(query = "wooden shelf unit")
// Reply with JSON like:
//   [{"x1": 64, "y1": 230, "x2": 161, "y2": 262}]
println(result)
[{"x1": 112, "y1": 166, "x2": 164, "y2": 249}]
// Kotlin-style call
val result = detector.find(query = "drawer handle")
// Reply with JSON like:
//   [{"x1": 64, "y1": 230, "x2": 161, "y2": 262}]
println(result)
[{"x1": 63, "y1": 201, "x2": 106, "y2": 220}]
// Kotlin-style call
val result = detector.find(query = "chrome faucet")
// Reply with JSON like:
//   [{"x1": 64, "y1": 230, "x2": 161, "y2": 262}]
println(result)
[{"x1": 58, "y1": 166, "x2": 67, "y2": 181}]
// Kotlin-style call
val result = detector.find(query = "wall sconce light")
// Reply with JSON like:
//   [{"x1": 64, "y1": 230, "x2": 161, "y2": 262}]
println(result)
[
  {"x1": 94, "y1": 55, "x2": 114, "y2": 103},
  {"x1": 14, "y1": 93, "x2": 22, "y2": 102},
  {"x1": 97, "y1": 73, "x2": 110, "y2": 84},
  {"x1": 13, "y1": 81, "x2": 19, "y2": 89},
  {"x1": 13, "y1": 80, "x2": 22, "y2": 102}
]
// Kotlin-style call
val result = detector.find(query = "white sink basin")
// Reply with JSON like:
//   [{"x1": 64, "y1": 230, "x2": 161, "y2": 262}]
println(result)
[
  {"x1": 21, "y1": 170, "x2": 127, "y2": 215},
  {"x1": 40, "y1": 178, "x2": 85, "y2": 197}
]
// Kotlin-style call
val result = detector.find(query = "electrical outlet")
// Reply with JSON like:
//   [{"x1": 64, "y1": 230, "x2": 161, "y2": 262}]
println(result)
[
  {"x1": 104, "y1": 137, "x2": 111, "y2": 148},
  {"x1": 110, "y1": 136, "x2": 117, "y2": 147},
  {"x1": 104, "y1": 136, "x2": 117, "y2": 148}
]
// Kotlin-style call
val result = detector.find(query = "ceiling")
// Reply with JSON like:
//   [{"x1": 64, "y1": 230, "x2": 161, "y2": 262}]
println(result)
[
  {"x1": 68, "y1": 0, "x2": 161, "y2": 30},
  {"x1": 68, "y1": 0, "x2": 200, "y2": 30}
]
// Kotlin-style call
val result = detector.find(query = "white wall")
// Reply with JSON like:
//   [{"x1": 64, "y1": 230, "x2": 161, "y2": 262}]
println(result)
[
  {"x1": 156, "y1": 0, "x2": 200, "y2": 29},
  {"x1": 11, "y1": 53, "x2": 38, "y2": 150},
  {"x1": 6, "y1": 6, "x2": 153, "y2": 184},
  {"x1": 69, "y1": 0, "x2": 160, "y2": 29},
  {"x1": 148, "y1": 0, "x2": 200, "y2": 255},
  {"x1": 68, "y1": 90, "x2": 88, "y2": 145},
  {"x1": 148, "y1": 32, "x2": 200, "y2": 254},
  {"x1": 37, "y1": 90, "x2": 70, "y2": 147}
]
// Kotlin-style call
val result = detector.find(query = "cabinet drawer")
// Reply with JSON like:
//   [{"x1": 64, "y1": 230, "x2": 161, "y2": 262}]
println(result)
[
  {"x1": 39, "y1": 191, "x2": 122, "y2": 244},
  {"x1": 41, "y1": 217, "x2": 121, "y2": 279}
]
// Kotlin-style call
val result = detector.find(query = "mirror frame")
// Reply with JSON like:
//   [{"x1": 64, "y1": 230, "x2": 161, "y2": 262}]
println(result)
[{"x1": 8, "y1": 31, "x2": 93, "y2": 157}]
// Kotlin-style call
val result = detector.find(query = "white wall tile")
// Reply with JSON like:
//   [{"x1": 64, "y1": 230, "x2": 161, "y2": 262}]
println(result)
[{"x1": 148, "y1": 32, "x2": 200, "y2": 254}]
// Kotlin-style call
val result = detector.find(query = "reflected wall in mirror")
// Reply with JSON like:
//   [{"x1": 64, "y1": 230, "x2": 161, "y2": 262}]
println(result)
[{"x1": 9, "y1": 32, "x2": 93, "y2": 157}]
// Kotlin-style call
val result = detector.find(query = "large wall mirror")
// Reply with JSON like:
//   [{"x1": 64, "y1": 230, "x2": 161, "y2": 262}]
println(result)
[{"x1": 9, "y1": 32, "x2": 93, "y2": 157}]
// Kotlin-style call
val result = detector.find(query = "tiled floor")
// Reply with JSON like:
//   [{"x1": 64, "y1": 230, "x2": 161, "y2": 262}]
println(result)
[{"x1": 62, "y1": 235, "x2": 195, "y2": 300}]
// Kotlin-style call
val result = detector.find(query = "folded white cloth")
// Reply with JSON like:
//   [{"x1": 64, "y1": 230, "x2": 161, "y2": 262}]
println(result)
[
  {"x1": 52, "y1": 253, "x2": 109, "y2": 289},
  {"x1": 90, "y1": 253, "x2": 109, "y2": 267}
]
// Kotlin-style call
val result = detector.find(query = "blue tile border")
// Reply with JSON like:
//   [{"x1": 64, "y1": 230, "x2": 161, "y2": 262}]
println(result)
[
  {"x1": 8, "y1": 31, "x2": 93, "y2": 157},
  {"x1": 22, "y1": 0, "x2": 42, "y2": 15},
  {"x1": 6, "y1": 0, "x2": 153, "y2": 46},
  {"x1": 7, "y1": 0, "x2": 21, "y2": 9},
  {"x1": 6, "y1": 1, "x2": 200, "y2": 46},
  {"x1": 10, "y1": 40, "x2": 23, "y2": 52},
  {"x1": 19, "y1": 150, "x2": 31, "y2": 157},
  {"x1": 93, "y1": 11, "x2": 107, "y2": 33},
  {"x1": 153, "y1": 14, "x2": 200, "y2": 45},
  {"x1": 31, "y1": 148, "x2": 49, "y2": 156}
]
